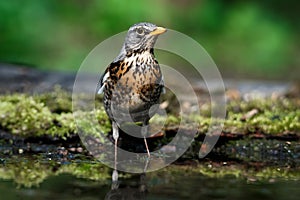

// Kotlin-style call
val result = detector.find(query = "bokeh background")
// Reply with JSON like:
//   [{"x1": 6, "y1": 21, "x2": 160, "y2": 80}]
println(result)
[{"x1": 0, "y1": 0, "x2": 299, "y2": 80}]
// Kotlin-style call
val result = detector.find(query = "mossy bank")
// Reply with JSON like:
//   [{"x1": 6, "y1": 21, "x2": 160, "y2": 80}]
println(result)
[
  {"x1": 0, "y1": 86, "x2": 300, "y2": 187},
  {"x1": 0, "y1": 87, "x2": 299, "y2": 140}
]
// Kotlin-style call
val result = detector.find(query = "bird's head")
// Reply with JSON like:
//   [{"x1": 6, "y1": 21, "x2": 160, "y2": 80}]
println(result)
[{"x1": 124, "y1": 22, "x2": 166, "y2": 53}]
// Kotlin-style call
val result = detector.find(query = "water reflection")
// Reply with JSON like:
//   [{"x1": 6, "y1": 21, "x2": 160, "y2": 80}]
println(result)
[
  {"x1": 0, "y1": 169, "x2": 300, "y2": 200},
  {"x1": 0, "y1": 154, "x2": 300, "y2": 200},
  {"x1": 106, "y1": 172, "x2": 147, "y2": 200}
]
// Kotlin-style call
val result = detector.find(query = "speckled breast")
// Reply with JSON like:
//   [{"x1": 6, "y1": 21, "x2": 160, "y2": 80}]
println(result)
[{"x1": 104, "y1": 52, "x2": 163, "y2": 122}]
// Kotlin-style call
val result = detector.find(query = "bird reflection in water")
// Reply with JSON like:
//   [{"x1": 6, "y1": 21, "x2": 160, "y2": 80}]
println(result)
[{"x1": 105, "y1": 172, "x2": 147, "y2": 200}]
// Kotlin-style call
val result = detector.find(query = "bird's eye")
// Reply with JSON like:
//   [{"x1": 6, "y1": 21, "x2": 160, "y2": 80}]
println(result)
[{"x1": 136, "y1": 28, "x2": 144, "y2": 35}]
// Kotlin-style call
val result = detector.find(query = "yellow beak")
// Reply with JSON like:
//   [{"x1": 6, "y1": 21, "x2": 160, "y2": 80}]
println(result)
[{"x1": 150, "y1": 27, "x2": 167, "y2": 36}]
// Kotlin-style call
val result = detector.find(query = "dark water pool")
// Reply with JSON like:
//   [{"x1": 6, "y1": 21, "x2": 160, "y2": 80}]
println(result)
[{"x1": 1, "y1": 172, "x2": 299, "y2": 200}]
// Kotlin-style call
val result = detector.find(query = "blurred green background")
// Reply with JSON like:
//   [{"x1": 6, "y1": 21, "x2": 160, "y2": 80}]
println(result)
[{"x1": 0, "y1": 0, "x2": 299, "y2": 79}]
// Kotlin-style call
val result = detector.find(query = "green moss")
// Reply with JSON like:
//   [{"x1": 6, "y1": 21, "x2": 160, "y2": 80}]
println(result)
[
  {"x1": 0, "y1": 89, "x2": 299, "y2": 140},
  {"x1": 1, "y1": 154, "x2": 299, "y2": 188},
  {"x1": 75, "y1": 109, "x2": 111, "y2": 141},
  {"x1": 150, "y1": 163, "x2": 300, "y2": 182},
  {"x1": 0, "y1": 155, "x2": 114, "y2": 187},
  {"x1": 36, "y1": 86, "x2": 73, "y2": 113},
  {"x1": 57, "y1": 162, "x2": 112, "y2": 181},
  {"x1": 46, "y1": 112, "x2": 76, "y2": 139},
  {"x1": 223, "y1": 109, "x2": 300, "y2": 135},
  {"x1": 0, "y1": 90, "x2": 111, "y2": 139},
  {"x1": 0, "y1": 94, "x2": 53, "y2": 136},
  {"x1": 0, "y1": 156, "x2": 55, "y2": 187},
  {"x1": 248, "y1": 110, "x2": 300, "y2": 134}
]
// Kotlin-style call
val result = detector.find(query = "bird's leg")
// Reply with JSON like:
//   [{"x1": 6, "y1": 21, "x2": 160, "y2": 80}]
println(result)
[
  {"x1": 112, "y1": 121, "x2": 119, "y2": 189},
  {"x1": 112, "y1": 121, "x2": 119, "y2": 171},
  {"x1": 141, "y1": 119, "x2": 150, "y2": 157}
]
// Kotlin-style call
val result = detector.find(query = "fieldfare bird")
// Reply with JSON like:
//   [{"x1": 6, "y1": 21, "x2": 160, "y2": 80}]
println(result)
[{"x1": 98, "y1": 22, "x2": 166, "y2": 165}]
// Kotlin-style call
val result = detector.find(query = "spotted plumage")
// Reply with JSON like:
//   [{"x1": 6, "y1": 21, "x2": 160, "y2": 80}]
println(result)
[{"x1": 98, "y1": 22, "x2": 166, "y2": 159}]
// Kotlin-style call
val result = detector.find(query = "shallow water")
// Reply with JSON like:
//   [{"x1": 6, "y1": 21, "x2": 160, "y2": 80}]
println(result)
[
  {"x1": 0, "y1": 170, "x2": 299, "y2": 200},
  {"x1": 0, "y1": 138, "x2": 299, "y2": 200}
]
